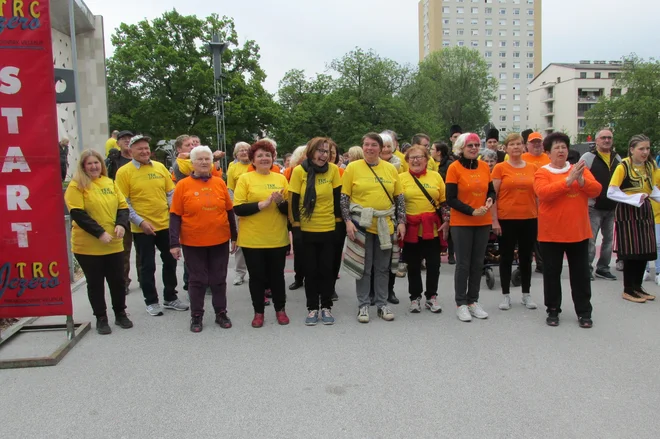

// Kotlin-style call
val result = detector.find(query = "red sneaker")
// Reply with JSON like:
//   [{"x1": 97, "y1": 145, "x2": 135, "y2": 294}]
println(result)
[
  {"x1": 251, "y1": 313, "x2": 264, "y2": 328},
  {"x1": 276, "y1": 310, "x2": 290, "y2": 325}
]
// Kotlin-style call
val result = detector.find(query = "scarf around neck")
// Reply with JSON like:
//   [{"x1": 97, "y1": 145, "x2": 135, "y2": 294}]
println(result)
[{"x1": 300, "y1": 158, "x2": 329, "y2": 219}]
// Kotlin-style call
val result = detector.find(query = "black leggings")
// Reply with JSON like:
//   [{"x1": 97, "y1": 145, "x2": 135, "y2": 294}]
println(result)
[
  {"x1": 243, "y1": 246, "x2": 288, "y2": 313},
  {"x1": 623, "y1": 259, "x2": 647, "y2": 293},
  {"x1": 499, "y1": 218, "x2": 537, "y2": 294},
  {"x1": 74, "y1": 252, "x2": 126, "y2": 317}
]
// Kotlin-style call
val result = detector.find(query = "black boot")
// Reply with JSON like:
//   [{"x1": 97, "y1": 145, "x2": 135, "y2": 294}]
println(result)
[
  {"x1": 114, "y1": 312, "x2": 133, "y2": 329},
  {"x1": 387, "y1": 290, "x2": 400, "y2": 305},
  {"x1": 96, "y1": 316, "x2": 112, "y2": 335}
]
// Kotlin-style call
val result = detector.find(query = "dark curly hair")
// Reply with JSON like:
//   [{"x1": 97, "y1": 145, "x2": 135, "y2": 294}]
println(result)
[
  {"x1": 248, "y1": 140, "x2": 276, "y2": 161},
  {"x1": 542, "y1": 132, "x2": 571, "y2": 152}
]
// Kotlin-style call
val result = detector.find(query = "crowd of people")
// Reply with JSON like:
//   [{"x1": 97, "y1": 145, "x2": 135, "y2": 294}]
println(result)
[{"x1": 64, "y1": 126, "x2": 660, "y2": 334}]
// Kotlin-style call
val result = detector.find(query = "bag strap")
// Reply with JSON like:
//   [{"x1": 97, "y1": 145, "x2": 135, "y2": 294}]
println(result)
[
  {"x1": 365, "y1": 160, "x2": 394, "y2": 205},
  {"x1": 411, "y1": 174, "x2": 437, "y2": 210}
]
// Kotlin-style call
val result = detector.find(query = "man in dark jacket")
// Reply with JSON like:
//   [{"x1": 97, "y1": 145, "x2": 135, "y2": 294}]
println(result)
[
  {"x1": 580, "y1": 128, "x2": 621, "y2": 281},
  {"x1": 59, "y1": 138, "x2": 69, "y2": 181}
]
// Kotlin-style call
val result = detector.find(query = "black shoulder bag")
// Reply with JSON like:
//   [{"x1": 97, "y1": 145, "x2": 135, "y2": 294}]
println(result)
[
  {"x1": 411, "y1": 174, "x2": 443, "y2": 220},
  {"x1": 365, "y1": 160, "x2": 395, "y2": 205}
]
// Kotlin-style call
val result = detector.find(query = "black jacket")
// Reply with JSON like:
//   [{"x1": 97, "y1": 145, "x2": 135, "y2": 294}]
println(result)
[{"x1": 581, "y1": 149, "x2": 622, "y2": 210}]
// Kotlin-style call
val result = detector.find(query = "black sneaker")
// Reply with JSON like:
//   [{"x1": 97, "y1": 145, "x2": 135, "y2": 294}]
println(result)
[
  {"x1": 595, "y1": 269, "x2": 617, "y2": 281},
  {"x1": 448, "y1": 255, "x2": 456, "y2": 265},
  {"x1": 96, "y1": 316, "x2": 112, "y2": 335},
  {"x1": 535, "y1": 265, "x2": 543, "y2": 274},
  {"x1": 215, "y1": 312, "x2": 232, "y2": 329},
  {"x1": 387, "y1": 291, "x2": 400, "y2": 305},
  {"x1": 114, "y1": 312, "x2": 133, "y2": 329},
  {"x1": 190, "y1": 314, "x2": 203, "y2": 333},
  {"x1": 546, "y1": 311, "x2": 559, "y2": 327},
  {"x1": 578, "y1": 316, "x2": 593, "y2": 328},
  {"x1": 331, "y1": 291, "x2": 339, "y2": 301}
]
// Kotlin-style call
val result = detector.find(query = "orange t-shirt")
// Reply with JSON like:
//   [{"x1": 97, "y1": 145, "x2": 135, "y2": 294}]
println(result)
[
  {"x1": 446, "y1": 160, "x2": 493, "y2": 227},
  {"x1": 338, "y1": 167, "x2": 344, "y2": 177},
  {"x1": 522, "y1": 152, "x2": 550, "y2": 168},
  {"x1": 533, "y1": 165, "x2": 602, "y2": 243},
  {"x1": 248, "y1": 164, "x2": 282, "y2": 174},
  {"x1": 283, "y1": 167, "x2": 294, "y2": 182},
  {"x1": 170, "y1": 176, "x2": 233, "y2": 247},
  {"x1": 492, "y1": 161, "x2": 538, "y2": 219}
]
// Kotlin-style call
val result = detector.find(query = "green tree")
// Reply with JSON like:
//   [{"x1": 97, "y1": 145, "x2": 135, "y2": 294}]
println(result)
[
  {"x1": 403, "y1": 47, "x2": 498, "y2": 139},
  {"x1": 106, "y1": 10, "x2": 278, "y2": 148},
  {"x1": 585, "y1": 55, "x2": 660, "y2": 152}
]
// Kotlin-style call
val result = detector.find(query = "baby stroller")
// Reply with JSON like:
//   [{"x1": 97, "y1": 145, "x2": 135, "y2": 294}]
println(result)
[{"x1": 483, "y1": 230, "x2": 522, "y2": 290}]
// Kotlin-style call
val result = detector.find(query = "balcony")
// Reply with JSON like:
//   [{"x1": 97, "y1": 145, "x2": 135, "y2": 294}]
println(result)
[
  {"x1": 542, "y1": 94, "x2": 554, "y2": 103},
  {"x1": 577, "y1": 96, "x2": 601, "y2": 102}
]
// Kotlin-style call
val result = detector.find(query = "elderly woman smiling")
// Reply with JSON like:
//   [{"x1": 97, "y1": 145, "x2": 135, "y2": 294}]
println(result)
[
  {"x1": 533, "y1": 132, "x2": 601, "y2": 328},
  {"x1": 169, "y1": 146, "x2": 237, "y2": 333}
]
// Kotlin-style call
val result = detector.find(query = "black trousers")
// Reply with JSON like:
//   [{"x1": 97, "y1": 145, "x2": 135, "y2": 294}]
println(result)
[
  {"x1": 292, "y1": 228, "x2": 305, "y2": 283},
  {"x1": 623, "y1": 260, "x2": 647, "y2": 293},
  {"x1": 540, "y1": 239, "x2": 592, "y2": 318},
  {"x1": 302, "y1": 232, "x2": 335, "y2": 310},
  {"x1": 243, "y1": 246, "x2": 288, "y2": 313},
  {"x1": 74, "y1": 252, "x2": 126, "y2": 317},
  {"x1": 331, "y1": 222, "x2": 346, "y2": 291},
  {"x1": 133, "y1": 229, "x2": 178, "y2": 306},
  {"x1": 499, "y1": 219, "x2": 537, "y2": 294},
  {"x1": 404, "y1": 237, "x2": 441, "y2": 300}
]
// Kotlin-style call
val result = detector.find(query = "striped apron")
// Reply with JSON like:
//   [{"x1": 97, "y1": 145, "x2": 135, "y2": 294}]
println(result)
[{"x1": 614, "y1": 198, "x2": 656, "y2": 261}]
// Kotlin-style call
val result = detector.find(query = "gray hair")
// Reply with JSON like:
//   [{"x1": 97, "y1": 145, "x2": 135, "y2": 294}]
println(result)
[
  {"x1": 289, "y1": 145, "x2": 308, "y2": 168},
  {"x1": 190, "y1": 146, "x2": 213, "y2": 161},
  {"x1": 379, "y1": 131, "x2": 395, "y2": 149},
  {"x1": 481, "y1": 149, "x2": 498, "y2": 161},
  {"x1": 596, "y1": 128, "x2": 613, "y2": 139},
  {"x1": 262, "y1": 137, "x2": 277, "y2": 149},
  {"x1": 452, "y1": 133, "x2": 470, "y2": 155},
  {"x1": 233, "y1": 141, "x2": 250, "y2": 158}
]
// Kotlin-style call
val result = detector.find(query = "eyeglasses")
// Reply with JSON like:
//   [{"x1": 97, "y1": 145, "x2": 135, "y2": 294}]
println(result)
[
  {"x1": 465, "y1": 143, "x2": 480, "y2": 149},
  {"x1": 599, "y1": 136, "x2": 613, "y2": 140},
  {"x1": 317, "y1": 150, "x2": 330, "y2": 155},
  {"x1": 408, "y1": 156, "x2": 426, "y2": 161}
]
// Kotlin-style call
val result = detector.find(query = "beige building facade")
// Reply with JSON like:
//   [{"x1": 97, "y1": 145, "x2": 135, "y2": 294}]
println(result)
[
  {"x1": 418, "y1": 0, "x2": 542, "y2": 135},
  {"x1": 527, "y1": 61, "x2": 624, "y2": 141}
]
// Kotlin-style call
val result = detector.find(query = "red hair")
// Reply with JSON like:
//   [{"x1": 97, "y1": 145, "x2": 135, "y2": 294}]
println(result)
[{"x1": 248, "y1": 140, "x2": 276, "y2": 161}]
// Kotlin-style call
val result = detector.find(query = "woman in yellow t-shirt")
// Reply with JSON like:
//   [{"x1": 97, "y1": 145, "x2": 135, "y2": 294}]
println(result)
[
  {"x1": 289, "y1": 137, "x2": 342, "y2": 325},
  {"x1": 64, "y1": 150, "x2": 132, "y2": 335},
  {"x1": 234, "y1": 140, "x2": 290, "y2": 328},
  {"x1": 607, "y1": 134, "x2": 660, "y2": 303},
  {"x1": 400, "y1": 145, "x2": 449, "y2": 314},
  {"x1": 341, "y1": 133, "x2": 406, "y2": 323}
]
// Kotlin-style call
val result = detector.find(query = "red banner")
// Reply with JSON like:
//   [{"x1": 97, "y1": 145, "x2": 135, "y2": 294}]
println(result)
[{"x1": 0, "y1": 0, "x2": 73, "y2": 317}]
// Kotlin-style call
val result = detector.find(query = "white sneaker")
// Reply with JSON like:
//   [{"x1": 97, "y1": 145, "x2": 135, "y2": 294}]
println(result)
[
  {"x1": 377, "y1": 306, "x2": 395, "y2": 321},
  {"x1": 146, "y1": 303, "x2": 164, "y2": 316},
  {"x1": 655, "y1": 274, "x2": 660, "y2": 286},
  {"x1": 468, "y1": 302, "x2": 489, "y2": 319},
  {"x1": 425, "y1": 296, "x2": 443, "y2": 313},
  {"x1": 233, "y1": 276, "x2": 244, "y2": 286},
  {"x1": 643, "y1": 271, "x2": 650, "y2": 282},
  {"x1": 499, "y1": 295, "x2": 511, "y2": 310},
  {"x1": 357, "y1": 306, "x2": 369, "y2": 323},
  {"x1": 456, "y1": 305, "x2": 472, "y2": 322},
  {"x1": 409, "y1": 299, "x2": 421, "y2": 313},
  {"x1": 522, "y1": 293, "x2": 538, "y2": 309}
]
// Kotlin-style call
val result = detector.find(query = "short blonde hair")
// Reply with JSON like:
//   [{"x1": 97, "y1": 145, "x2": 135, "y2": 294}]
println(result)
[
  {"x1": 348, "y1": 146, "x2": 364, "y2": 162},
  {"x1": 72, "y1": 149, "x2": 107, "y2": 190},
  {"x1": 233, "y1": 141, "x2": 250, "y2": 158},
  {"x1": 404, "y1": 145, "x2": 430, "y2": 163},
  {"x1": 503, "y1": 133, "x2": 523, "y2": 147}
]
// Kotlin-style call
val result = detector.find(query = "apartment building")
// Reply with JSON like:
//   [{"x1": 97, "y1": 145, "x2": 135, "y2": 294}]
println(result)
[
  {"x1": 418, "y1": 0, "x2": 542, "y2": 136},
  {"x1": 527, "y1": 61, "x2": 624, "y2": 140}
]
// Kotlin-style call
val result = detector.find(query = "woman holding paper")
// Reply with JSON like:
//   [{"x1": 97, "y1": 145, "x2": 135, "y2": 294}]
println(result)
[{"x1": 607, "y1": 134, "x2": 660, "y2": 303}]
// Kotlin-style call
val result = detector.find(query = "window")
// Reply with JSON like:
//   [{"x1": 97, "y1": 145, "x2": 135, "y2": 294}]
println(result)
[
  {"x1": 457, "y1": 28, "x2": 464, "y2": 35},
  {"x1": 513, "y1": 30, "x2": 521, "y2": 36},
  {"x1": 513, "y1": 72, "x2": 521, "y2": 79},
  {"x1": 513, "y1": 104, "x2": 521, "y2": 111},
  {"x1": 500, "y1": 94, "x2": 507, "y2": 100},
  {"x1": 527, "y1": 0, "x2": 534, "y2": 3},
  {"x1": 499, "y1": 115, "x2": 507, "y2": 122},
  {"x1": 485, "y1": 51, "x2": 493, "y2": 58},
  {"x1": 443, "y1": 29, "x2": 451, "y2": 35},
  {"x1": 486, "y1": 40, "x2": 493, "y2": 47},
  {"x1": 499, "y1": 8, "x2": 506, "y2": 14},
  {"x1": 513, "y1": 62, "x2": 521, "y2": 69},
  {"x1": 514, "y1": 94, "x2": 521, "y2": 100},
  {"x1": 526, "y1": 62, "x2": 534, "y2": 69},
  {"x1": 526, "y1": 52, "x2": 534, "y2": 58},
  {"x1": 485, "y1": 7, "x2": 493, "y2": 13},
  {"x1": 457, "y1": 18, "x2": 464, "y2": 24},
  {"x1": 485, "y1": 29, "x2": 493, "y2": 35},
  {"x1": 499, "y1": 19, "x2": 507, "y2": 25},
  {"x1": 499, "y1": 73, "x2": 507, "y2": 79},
  {"x1": 608, "y1": 72, "x2": 620, "y2": 79},
  {"x1": 499, "y1": 105, "x2": 507, "y2": 112},
  {"x1": 487, "y1": 63, "x2": 493, "y2": 69},
  {"x1": 513, "y1": 51, "x2": 520, "y2": 57},
  {"x1": 527, "y1": 8, "x2": 534, "y2": 15},
  {"x1": 611, "y1": 88, "x2": 622, "y2": 97},
  {"x1": 513, "y1": 83, "x2": 521, "y2": 90},
  {"x1": 472, "y1": 29, "x2": 479, "y2": 35},
  {"x1": 498, "y1": 62, "x2": 507, "y2": 68},
  {"x1": 499, "y1": 30, "x2": 507, "y2": 36},
  {"x1": 457, "y1": 40, "x2": 465, "y2": 46},
  {"x1": 526, "y1": 40, "x2": 534, "y2": 47},
  {"x1": 513, "y1": 0, "x2": 520, "y2": 3},
  {"x1": 443, "y1": 7, "x2": 450, "y2": 13},
  {"x1": 501, "y1": 127, "x2": 508, "y2": 132},
  {"x1": 595, "y1": 72, "x2": 601, "y2": 79},
  {"x1": 471, "y1": 40, "x2": 479, "y2": 47},
  {"x1": 471, "y1": 18, "x2": 478, "y2": 24},
  {"x1": 580, "y1": 72, "x2": 587, "y2": 79},
  {"x1": 513, "y1": 115, "x2": 521, "y2": 122},
  {"x1": 499, "y1": 51, "x2": 507, "y2": 58},
  {"x1": 499, "y1": 84, "x2": 507, "y2": 90},
  {"x1": 527, "y1": 19, "x2": 534, "y2": 26},
  {"x1": 513, "y1": 8, "x2": 520, "y2": 14},
  {"x1": 443, "y1": 19, "x2": 450, "y2": 25},
  {"x1": 527, "y1": 73, "x2": 534, "y2": 79},
  {"x1": 457, "y1": 7, "x2": 464, "y2": 13},
  {"x1": 527, "y1": 30, "x2": 534, "y2": 37},
  {"x1": 499, "y1": 41, "x2": 507, "y2": 47},
  {"x1": 485, "y1": 19, "x2": 493, "y2": 25},
  {"x1": 471, "y1": 7, "x2": 479, "y2": 13},
  {"x1": 443, "y1": 40, "x2": 450, "y2": 47}
]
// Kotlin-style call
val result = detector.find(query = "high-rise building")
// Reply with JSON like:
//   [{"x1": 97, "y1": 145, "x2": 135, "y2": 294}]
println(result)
[{"x1": 418, "y1": 0, "x2": 542, "y2": 136}]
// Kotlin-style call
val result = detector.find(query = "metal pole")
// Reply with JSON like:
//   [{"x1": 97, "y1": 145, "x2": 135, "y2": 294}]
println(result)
[{"x1": 68, "y1": 0, "x2": 84, "y2": 150}]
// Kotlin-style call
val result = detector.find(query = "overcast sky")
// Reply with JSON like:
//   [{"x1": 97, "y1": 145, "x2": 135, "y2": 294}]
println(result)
[{"x1": 84, "y1": 0, "x2": 659, "y2": 94}]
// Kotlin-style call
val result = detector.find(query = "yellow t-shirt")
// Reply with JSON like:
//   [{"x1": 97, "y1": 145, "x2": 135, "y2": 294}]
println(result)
[
  {"x1": 427, "y1": 157, "x2": 439, "y2": 172},
  {"x1": 64, "y1": 176, "x2": 128, "y2": 255},
  {"x1": 105, "y1": 138, "x2": 119, "y2": 157},
  {"x1": 598, "y1": 151, "x2": 611, "y2": 169},
  {"x1": 400, "y1": 171, "x2": 446, "y2": 236},
  {"x1": 652, "y1": 171, "x2": 660, "y2": 224},
  {"x1": 341, "y1": 159, "x2": 403, "y2": 235},
  {"x1": 115, "y1": 160, "x2": 175, "y2": 233},
  {"x1": 289, "y1": 163, "x2": 342, "y2": 232},
  {"x1": 394, "y1": 150, "x2": 408, "y2": 173},
  {"x1": 234, "y1": 171, "x2": 290, "y2": 248},
  {"x1": 227, "y1": 161, "x2": 250, "y2": 191},
  {"x1": 609, "y1": 162, "x2": 657, "y2": 195}
]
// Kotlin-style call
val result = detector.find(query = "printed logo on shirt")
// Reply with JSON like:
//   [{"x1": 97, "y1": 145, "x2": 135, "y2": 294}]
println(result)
[
  {"x1": 373, "y1": 177, "x2": 393, "y2": 185},
  {"x1": 99, "y1": 188, "x2": 114, "y2": 196},
  {"x1": 317, "y1": 178, "x2": 331, "y2": 185},
  {"x1": 266, "y1": 184, "x2": 283, "y2": 190},
  {"x1": 148, "y1": 173, "x2": 164, "y2": 180}
]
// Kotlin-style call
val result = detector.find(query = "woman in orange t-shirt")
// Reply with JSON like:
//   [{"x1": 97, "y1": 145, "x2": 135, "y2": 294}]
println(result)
[
  {"x1": 533, "y1": 132, "x2": 601, "y2": 328},
  {"x1": 446, "y1": 133, "x2": 496, "y2": 322},
  {"x1": 169, "y1": 146, "x2": 237, "y2": 333},
  {"x1": 491, "y1": 133, "x2": 539, "y2": 311}
]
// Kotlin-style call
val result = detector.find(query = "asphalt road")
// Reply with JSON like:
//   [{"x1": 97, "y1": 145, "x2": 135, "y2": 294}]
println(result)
[{"x1": 1, "y1": 251, "x2": 659, "y2": 439}]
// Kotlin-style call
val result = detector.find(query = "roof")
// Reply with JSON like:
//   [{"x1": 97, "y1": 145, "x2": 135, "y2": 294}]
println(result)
[{"x1": 530, "y1": 62, "x2": 624, "y2": 85}]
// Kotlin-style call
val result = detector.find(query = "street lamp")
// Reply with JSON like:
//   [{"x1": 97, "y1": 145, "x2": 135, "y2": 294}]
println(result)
[{"x1": 208, "y1": 35, "x2": 229, "y2": 173}]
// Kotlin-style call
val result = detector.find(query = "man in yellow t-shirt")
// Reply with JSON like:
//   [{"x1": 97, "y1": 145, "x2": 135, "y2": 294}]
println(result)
[
  {"x1": 105, "y1": 130, "x2": 119, "y2": 156},
  {"x1": 115, "y1": 135, "x2": 188, "y2": 316}
]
